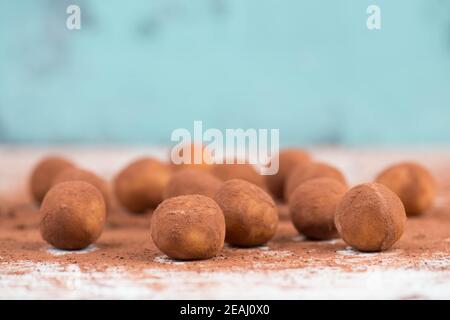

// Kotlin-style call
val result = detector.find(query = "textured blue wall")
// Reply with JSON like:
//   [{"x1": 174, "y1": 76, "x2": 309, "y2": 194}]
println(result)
[{"x1": 1, "y1": 0, "x2": 450, "y2": 145}]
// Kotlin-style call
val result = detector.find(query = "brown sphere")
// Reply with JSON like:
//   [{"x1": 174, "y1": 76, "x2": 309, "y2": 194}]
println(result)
[
  {"x1": 114, "y1": 157, "x2": 172, "y2": 213},
  {"x1": 265, "y1": 148, "x2": 310, "y2": 199},
  {"x1": 30, "y1": 156, "x2": 76, "y2": 203},
  {"x1": 163, "y1": 169, "x2": 222, "y2": 199},
  {"x1": 170, "y1": 142, "x2": 214, "y2": 171},
  {"x1": 284, "y1": 161, "x2": 347, "y2": 201},
  {"x1": 375, "y1": 162, "x2": 436, "y2": 216},
  {"x1": 151, "y1": 194, "x2": 225, "y2": 260},
  {"x1": 211, "y1": 162, "x2": 266, "y2": 190},
  {"x1": 52, "y1": 167, "x2": 111, "y2": 210},
  {"x1": 289, "y1": 178, "x2": 347, "y2": 240},
  {"x1": 214, "y1": 179, "x2": 279, "y2": 247},
  {"x1": 335, "y1": 182, "x2": 406, "y2": 252},
  {"x1": 40, "y1": 181, "x2": 106, "y2": 250}
]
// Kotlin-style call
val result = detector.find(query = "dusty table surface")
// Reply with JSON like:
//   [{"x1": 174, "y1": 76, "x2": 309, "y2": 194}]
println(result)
[{"x1": 0, "y1": 146, "x2": 449, "y2": 299}]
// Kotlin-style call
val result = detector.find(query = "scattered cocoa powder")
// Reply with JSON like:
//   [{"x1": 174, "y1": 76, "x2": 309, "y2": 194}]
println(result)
[
  {"x1": 0, "y1": 150, "x2": 449, "y2": 278},
  {"x1": 0, "y1": 189, "x2": 448, "y2": 274}
]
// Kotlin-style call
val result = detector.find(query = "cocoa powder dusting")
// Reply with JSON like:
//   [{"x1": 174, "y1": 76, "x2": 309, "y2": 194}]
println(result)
[
  {"x1": 0, "y1": 148, "x2": 449, "y2": 299},
  {"x1": 0, "y1": 193, "x2": 448, "y2": 274}
]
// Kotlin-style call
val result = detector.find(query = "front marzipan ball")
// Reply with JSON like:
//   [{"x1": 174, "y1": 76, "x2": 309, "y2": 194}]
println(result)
[
  {"x1": 214, "y1": 179, "x2": 279, "y2": 247},
  {"x1": 114, "y1": 157, "x2": 172, "y2": 213},
  {"x1": 52, "y1": 167, "x2": 111, "y2": 210},
  {"x1": 151, "y1": 195, "x2": 226, "y2": 260},
  {"x1": 288, "y1": 178, "x2": 347, "y2": 240},
  {"x1": 375, "y1": 162, "x2": 436, "y2": 216},
  {"x1": 163, "y1": 169, "x2": 222, "y2": 199},
  {"x1": 40, "y1": 181, "x2": 106, "y2": 250},
  {"x1": 30, "y1": 156, "x2": 76, "y2": 203},
  {"x1": 284, "y1": 161, "x2": 347, "y2": 201},
  {"x1": 335, "y1": 182, "x2": 406, "y2": 252},
  {"x1": 265, "y1": 148, "x2": 310, "y2": 199}
]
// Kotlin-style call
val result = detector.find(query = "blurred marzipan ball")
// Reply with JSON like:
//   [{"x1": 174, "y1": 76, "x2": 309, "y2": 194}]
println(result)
[
  {"x1": 214, "y1": 179, "x2": 278, "y2": 247},
  {"x1": 170, "y1": 142, "x2": 214, "y2": 171},
  {"x1": 211, "y1": 162, "x2": 267, "y2": 190},
  {"x1": 151, "y1": 195, "x2": 226, "y2": 260},
  {"x1": 40, "y1": 181, "x2": 106, "y2": 250},
  {"x1": 52, "y1": 167, "x2": 111, "y2": 210},
  {"x1": 163, "y1": 169, "x2": 222, "y2": 199},
  {"x1": 375, "y1": 162, "x2": 436, "y2": 216},
  {"x1": 30, "y1": 156, "x2": 76, "y2": 203},
  {"x1": 284, "y1": 161, "x2": 347, "y2": 201},
  {"x1": 335, "y1": 183, "x2": 406, "y2": 252},
  {"x1": 289, "y1": 178, "x2": 347, "y2": 240},
  {"x1": 114, "y1": 157, "x2": 172, "y2": 213},
  {"x1": 265, "y1": 148, "x2": 310, "y2": 199}
]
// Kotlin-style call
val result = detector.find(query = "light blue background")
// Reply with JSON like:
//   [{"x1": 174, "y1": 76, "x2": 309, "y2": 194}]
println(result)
[{"x1": 1, "y1": 0, "x2": 450, "y2": 145}]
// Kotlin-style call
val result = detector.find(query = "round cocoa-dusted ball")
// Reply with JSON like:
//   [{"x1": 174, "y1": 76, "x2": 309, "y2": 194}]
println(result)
[
  {"x1": 52, "y1": 167, "x2": 111, "y2": 209},
  {"x1": 214, "y1": 179, "x2": 279, "y2": 247},
  {"x1": 151, "y1": 194, "x2": 225, "y2": 260},
  {"x1": 289, "y1": 178, "x2": 347, "y2": 240},
  {"x1": 30, "y1": 156, "x2": 76, "y2": 203},
  {"x1": 40, "y1": 181, "x2": 106, "y2": 250},
  {"x1": 265, "y1": 148, "x2": 310, "y2": 199},
  {"x1": 335, "y1": 182, "x2": 406, "y2": 252},
  {"x1": 114, "y1": 157, "x2": 172, "y2": 213},
  {"x1": 375, "y1": 162, "x2": 436, "y2": 216},
  {"x1": 163, "y1": 169, "x2": 222, "y2": 199},
  {"x1": 211, "y1": 162, "x2": 266, "y2": 190},
  {"x1": 284, "y1": 161, "x2": 347, "y2": 201}
]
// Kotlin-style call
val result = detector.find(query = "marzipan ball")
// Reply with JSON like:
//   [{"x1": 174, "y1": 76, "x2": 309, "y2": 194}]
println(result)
[
  {"x1": 30, "y1": 156, "x2": 76, "y2": 203},
  {"x1": 266, "y1": 148, "x2": 310, "y2": 199},
  {"x1": 335, "y1": 182, "x2": 406, "y2": 252},
  {"x1": 151, "y1": 194, "x2": 225, "y2": 260},
  {"x1": 211, "y1": 162, "x2": 266, "y2": 190},
  {"x1": 40, "y1": 181, "x2": 106, "y2": 250},
  {"x1": 214, "y1": 179, "x2": 278, "y2": 247},
  {"x1": 163, "y1": 169, "x2": 222, "y2": 199},
  {"x1": 52, "y1": 167, "x2": 111, "y2": 210},
  {"x1": 114, "y1": 157, "x2": 172, "y2": 213},
  {"x1": 284, "y1": 161, "x2": 347, "y2": 201},
  {"x1": 289, "y1": 178, "x2": 347, "y2": 240},
  {"x1": 375, "y1": 162, "x2": 436, "y2": 216}
]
